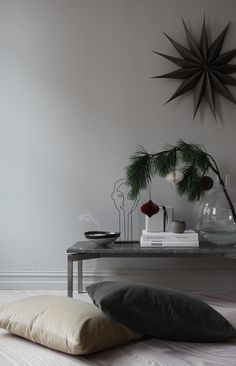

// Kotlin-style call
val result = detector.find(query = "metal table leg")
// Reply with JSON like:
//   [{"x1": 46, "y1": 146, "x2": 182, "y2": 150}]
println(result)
[
  {"x1": 78, "y1": 260, "x2": 83, "y2": 293},
  {"x1": 67, "y1": 255, "x2": 73, "y2": 297},
  {"x1": 67, "y1": 253, "x2": 99, "y2": 297}
]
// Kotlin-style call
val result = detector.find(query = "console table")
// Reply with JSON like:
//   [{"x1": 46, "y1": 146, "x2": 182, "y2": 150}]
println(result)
[{"x1": 67, "y1": 241, "x2": 236, "y2": 297}]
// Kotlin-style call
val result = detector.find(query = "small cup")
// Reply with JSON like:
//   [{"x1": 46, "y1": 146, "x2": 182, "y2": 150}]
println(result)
[{"x1": 169, "y1": 220, "x2": 186, "y2": 233}]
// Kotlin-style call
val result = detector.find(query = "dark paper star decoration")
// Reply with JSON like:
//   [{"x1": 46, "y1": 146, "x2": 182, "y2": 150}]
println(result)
[{"x1": 153, "y1": 17, "x2": 236, "y2": 118}]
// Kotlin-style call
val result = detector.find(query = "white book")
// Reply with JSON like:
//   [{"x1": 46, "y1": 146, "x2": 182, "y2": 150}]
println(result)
[
  {"x1": 142, "y1": 230, "x2": 198, "y2": 241},
  {"x1": 140, "y1": 237, "x2": 199, "y2": 248}
]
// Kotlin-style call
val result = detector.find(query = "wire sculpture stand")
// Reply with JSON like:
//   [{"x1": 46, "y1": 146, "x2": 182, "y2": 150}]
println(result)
[{"x1": 111, "y1": 178, "x2": 141, "y2": 242}]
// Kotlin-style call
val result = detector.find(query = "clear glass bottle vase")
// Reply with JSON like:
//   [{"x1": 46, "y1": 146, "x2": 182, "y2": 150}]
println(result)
[{"x1": 196, "y1": 175, "x2": 236, "y2": 245}]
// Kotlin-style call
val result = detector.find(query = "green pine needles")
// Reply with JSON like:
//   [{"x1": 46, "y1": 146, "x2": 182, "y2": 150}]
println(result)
[{"x1": 126, "y1": 139, "x2": 236, "y2": 224}]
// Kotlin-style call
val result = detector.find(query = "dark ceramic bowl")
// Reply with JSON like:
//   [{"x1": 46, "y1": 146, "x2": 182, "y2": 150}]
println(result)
[{"x1": 84, "y1": 231, "x2": 120, "y2": 246}]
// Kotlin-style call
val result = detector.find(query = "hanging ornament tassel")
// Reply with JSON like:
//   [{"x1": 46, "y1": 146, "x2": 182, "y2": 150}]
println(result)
[
  {"x1": 162, "y1": 205, "x2": 168, "y2": 232},
  {"x1": 165, "y1": 170, "x2": 184, "y2": 185}
]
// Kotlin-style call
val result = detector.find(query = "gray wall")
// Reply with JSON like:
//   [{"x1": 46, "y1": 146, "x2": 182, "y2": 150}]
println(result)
[{"x1": 1, "y1": 0, "x2": 236, "y2": 290}]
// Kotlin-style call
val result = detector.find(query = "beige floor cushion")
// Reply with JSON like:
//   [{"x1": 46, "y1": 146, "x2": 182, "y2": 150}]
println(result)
[{"x1": 0, "y1": 295, "x2": 141, "y2": 354}]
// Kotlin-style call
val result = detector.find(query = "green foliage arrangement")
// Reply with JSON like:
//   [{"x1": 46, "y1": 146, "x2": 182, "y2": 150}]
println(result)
[{"x1": 126, "y1": 139, "x2": 236, "y2": 224}]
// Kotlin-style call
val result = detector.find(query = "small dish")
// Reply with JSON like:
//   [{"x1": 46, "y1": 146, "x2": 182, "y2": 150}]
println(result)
[{"x1": 84, "y1": 231, "x2": 120, "y2": 246}]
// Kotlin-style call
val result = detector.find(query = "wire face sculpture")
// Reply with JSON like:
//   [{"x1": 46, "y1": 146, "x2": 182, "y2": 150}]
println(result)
[{"x1": 111, "y1": 178, "x2": 141, "y2": 242}]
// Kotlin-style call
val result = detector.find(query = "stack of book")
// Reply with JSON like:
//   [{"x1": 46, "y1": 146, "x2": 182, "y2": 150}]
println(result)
[{"x1": 140, "y1": 230, "x2": 199, "y2": 247}]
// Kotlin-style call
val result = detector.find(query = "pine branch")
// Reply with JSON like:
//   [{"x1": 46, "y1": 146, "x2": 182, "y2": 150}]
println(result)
[
  {"x1": 126, "y1": 146, "x2": 152, "y2": 199},
  {"x1": 125, "y1": 139, "x2": 236, "y2": 225},
  {"x1": 152, "y1": 149, "x2": 178, "y2": 176},
  {"x1": 178, "y1": 140, "x2": 210, "y2": 173},
  {"x1": 176, "y1": 166, "x2": 203, "y2": 201}
]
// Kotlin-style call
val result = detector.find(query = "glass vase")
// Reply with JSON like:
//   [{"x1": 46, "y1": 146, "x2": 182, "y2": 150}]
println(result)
[{"x1": 196, "y1": 176, "x2": 236, "y2": 245}]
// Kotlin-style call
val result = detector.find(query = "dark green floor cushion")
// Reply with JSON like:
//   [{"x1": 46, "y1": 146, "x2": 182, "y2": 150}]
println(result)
[{"x1": 87, "y1": 281, "x2": 236, "y2": 342}]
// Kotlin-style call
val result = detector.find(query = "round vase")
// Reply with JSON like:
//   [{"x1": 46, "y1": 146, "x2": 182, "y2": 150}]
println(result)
[{"x1": 196, "y1": 181, "x2": 236, "y2": 245}]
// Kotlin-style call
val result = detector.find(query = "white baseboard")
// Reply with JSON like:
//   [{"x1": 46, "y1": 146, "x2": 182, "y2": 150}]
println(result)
[{"x1": 1, "y1": 268, "x2": 236, "y2": 291}]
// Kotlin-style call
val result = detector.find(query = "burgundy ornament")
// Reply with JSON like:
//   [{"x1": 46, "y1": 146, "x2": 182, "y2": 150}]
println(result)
[
  {"x1": 199, "y1": 176, "x2": 214, "y2": 191},
  {"x1": 140, "y1": 200, "x2": 159, "y2": 217}
]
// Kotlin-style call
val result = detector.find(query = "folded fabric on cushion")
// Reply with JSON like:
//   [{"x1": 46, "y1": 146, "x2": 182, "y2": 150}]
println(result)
[
  {"x1": 86, "y1": 281, "x2": 236, "y2": 342},
  {"x1": 0, "y1": 295, "x2": 141, "y2": 354}
]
